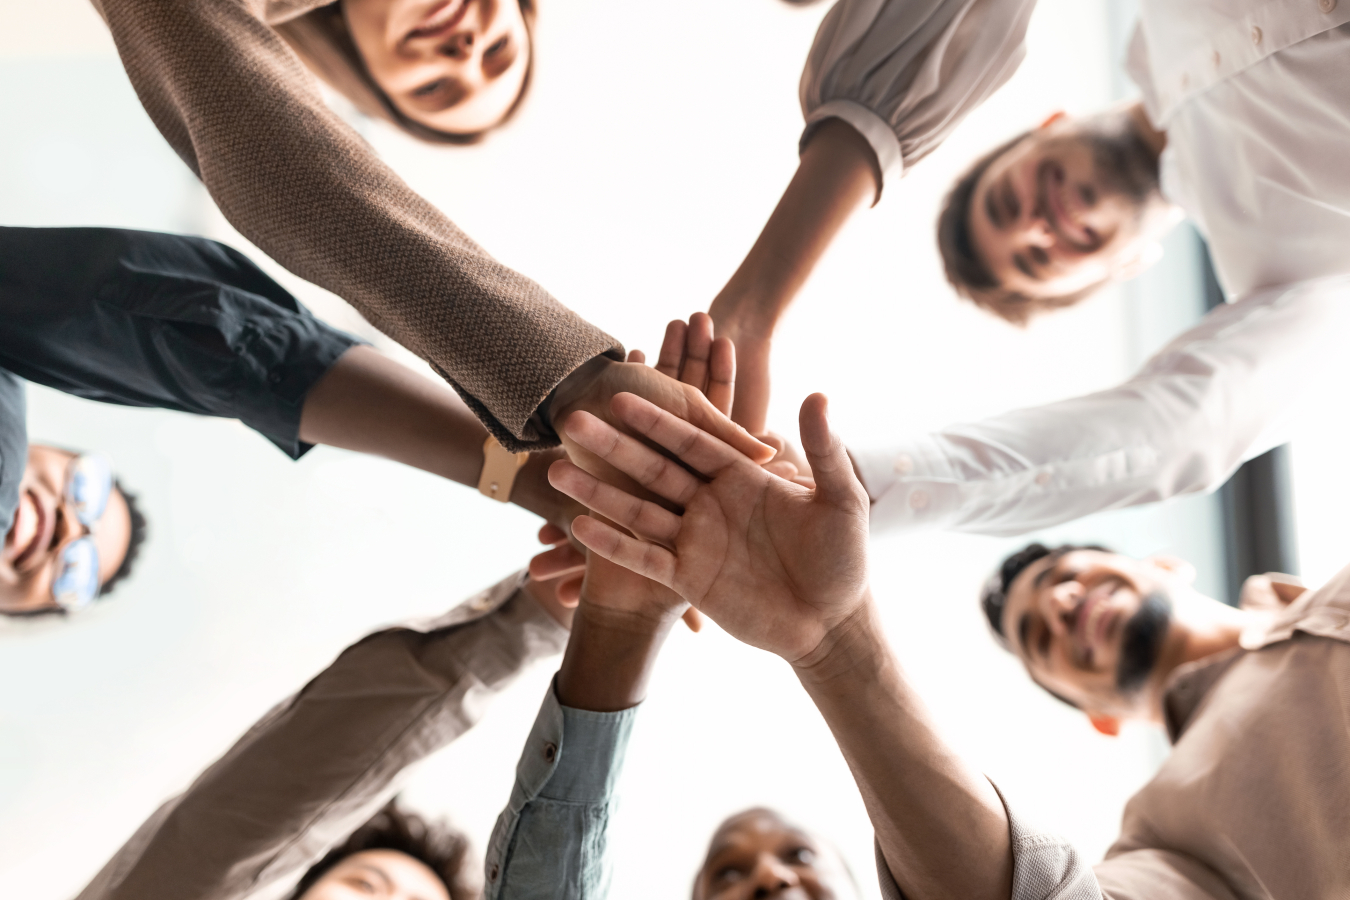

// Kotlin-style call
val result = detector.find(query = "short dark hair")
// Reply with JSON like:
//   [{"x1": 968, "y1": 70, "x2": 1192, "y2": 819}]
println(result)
[
  {"x1": 981, "y1": 542, "x2": 1111, "y2": 711},
  {"x1": 99, "y1": 479, "x2": 146, "y2": 598},
  {"x1": 288, "y1": 800, "x2": 475, "y2": 900},
  {"x1": 980, "y1": 542, "x2": 1110, "y2": 643},
  {"x1": 936, "y1": 132, "x2": 1104, "y2": 326}
]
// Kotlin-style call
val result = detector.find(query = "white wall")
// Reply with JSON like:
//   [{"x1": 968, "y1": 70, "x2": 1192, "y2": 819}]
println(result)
[{"x1": 0, "y1": 1, "x2": 1222, "y2": 898}]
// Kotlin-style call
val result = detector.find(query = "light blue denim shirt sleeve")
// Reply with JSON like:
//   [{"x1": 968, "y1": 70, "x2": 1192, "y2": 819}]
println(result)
[{"x1": 483, "y1": 681, "x2": 639, "y2": 900}]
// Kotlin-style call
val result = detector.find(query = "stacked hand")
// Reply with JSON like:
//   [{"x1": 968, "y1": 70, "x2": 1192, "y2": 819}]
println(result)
[
  {"x1": 549, "y1": 390, "x2": 871, "y2": 669},
  {"x1": 527, "y1": 313, "x2": 744, "y2": 631}
]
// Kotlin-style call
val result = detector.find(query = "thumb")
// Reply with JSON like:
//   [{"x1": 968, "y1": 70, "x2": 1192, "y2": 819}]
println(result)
[{"x1": 798, "y1": 393, "x2": 862, "y2": 509}]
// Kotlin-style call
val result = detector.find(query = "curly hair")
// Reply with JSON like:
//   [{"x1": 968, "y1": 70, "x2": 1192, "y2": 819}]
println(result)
[{"x1": 288, "y1": 800, "x2": 476, "y2": 900}]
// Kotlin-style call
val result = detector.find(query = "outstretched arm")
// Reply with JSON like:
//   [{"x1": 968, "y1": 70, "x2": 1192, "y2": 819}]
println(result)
[
  {"x1": 549, "y1": 393, "x2": 1017, "y2": 900},
  {"x1": 708, "y1": 120, "x2": 880, "y2": 433},
  {"x1": 298, "y1": 345, "x2": 571, "y2": 529},
  {"x1": 77, "y1": 567, "x2": 572, "y2": 900},
  {"x1": 857, "y1": 277, "x2": 1350, "y2": 536}
]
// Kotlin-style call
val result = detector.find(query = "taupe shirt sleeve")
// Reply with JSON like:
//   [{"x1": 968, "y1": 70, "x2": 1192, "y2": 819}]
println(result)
[
  {"x1": 874, "y1": 782, "x2": 1103, "y2": 900},
  {"x1": 91, "y1": 0, "x2": 622, "y2": 451},
  {"x1": 800, "y1": 0, "x2": 1036, "y2": 190},
  {"x1": 76, "y1": 572, "x2": 569, "y2": 900}
]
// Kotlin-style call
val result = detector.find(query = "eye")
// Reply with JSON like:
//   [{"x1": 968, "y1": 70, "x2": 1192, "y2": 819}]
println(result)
[
  {"x1": 715, "y1": 866, "x2": 746, "y2": 883},
  {"x1": 413, "y1": 79, "x2": 445, "y2": 98},
  {"x1": 784, "y1": 847, "x2": 815, "y2": 865},
  {"x1": 1079, "y1": 185, "x2": 1097, "y2": 206},
  {"x1": 486, "y1": 36, "x2": 509, "y2": 56},
  {"x1": 1028, "y1": 246, "x2": 1049, "y2": 266},
  {"x1": 1038, "y1": 626, "x2": 1052, "y2": 658}
]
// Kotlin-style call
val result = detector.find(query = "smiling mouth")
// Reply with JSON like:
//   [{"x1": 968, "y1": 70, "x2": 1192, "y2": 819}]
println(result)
[
  {"x1": 11, "y1": 489, "x2": 53, "y2": 570},
  {"x1": 406, "y1": 0, "x2": 472, "y2": 42},
  {"x1": 1037, "y1": 161, "x2": 1097, "y2": 253}
]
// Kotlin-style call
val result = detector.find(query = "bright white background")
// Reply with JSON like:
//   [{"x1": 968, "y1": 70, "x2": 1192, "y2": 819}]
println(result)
[{"x1": 0, "y1": 1, "x2": 1259, "y2": 897}]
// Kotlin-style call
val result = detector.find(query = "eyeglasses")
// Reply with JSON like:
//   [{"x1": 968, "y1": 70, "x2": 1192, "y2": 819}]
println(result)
[{"x1": 51, "y1": 453, "x2": 114, "y2": 613}]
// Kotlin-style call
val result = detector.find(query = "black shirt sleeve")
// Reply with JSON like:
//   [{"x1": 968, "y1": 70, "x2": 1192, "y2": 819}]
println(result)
[{"x1": 0, "y1": 227, "x2": 362, "y2": 459}]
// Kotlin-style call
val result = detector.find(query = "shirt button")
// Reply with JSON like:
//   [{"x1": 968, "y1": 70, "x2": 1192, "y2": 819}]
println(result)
[
  {"x1": 908, "y1": 490, "x2": 929, "y2": 511},
  {"x1": 1251, "y1": 25, "x2": 1263, "y2": 44},
  {"x1": 1035, "y1": 471, "x2": 1051, "y2": 486},
  {"x1": 1319, "y1": 0, "x2": 1337, "y2": 12},
  {"x1": 543, "y1": 742, "x2": 558, "y2": 763},
  {"x1": 1211, "y1": 50, "x2": 1221, "y2": 68},
  {"x1": 893, "y1": 454, "x2": 914, "y2": 475},
  {"x1": 470, "y1": 592, "x2": 494, "y2": 611},
  {"x1": 489, "y1": 864, "x2": 500, "y2": 882}
]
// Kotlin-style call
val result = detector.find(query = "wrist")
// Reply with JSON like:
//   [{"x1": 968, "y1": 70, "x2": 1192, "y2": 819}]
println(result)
[
  {"x1": 709, "y1": 287, "x2": 782, "y2": 340},
  {"x1": 555, "y1": 599, "x2": 678, "y2": 712},
  {"x1": 791, "y1": 593, "x2": 889, "y2": 688},
  {"x1": 548, "y1": 355, "x2": 613, "y2": 432},
  {"x1": 511, "y1": 449, "x2": 564, "y2": 521}
]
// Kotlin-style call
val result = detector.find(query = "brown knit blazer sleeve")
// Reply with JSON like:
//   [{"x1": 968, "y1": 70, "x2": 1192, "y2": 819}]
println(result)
[{"x1": 94, "y1": 0, "x2": 622, "y2": 451}]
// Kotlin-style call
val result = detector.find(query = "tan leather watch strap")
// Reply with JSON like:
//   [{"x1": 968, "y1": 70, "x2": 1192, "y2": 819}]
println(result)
[{"x1": 478, "y1": 435, "x2": 529, "y2": 503}]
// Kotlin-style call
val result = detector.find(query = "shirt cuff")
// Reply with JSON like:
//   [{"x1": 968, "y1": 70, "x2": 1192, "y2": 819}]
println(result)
[
  {"x1": 512, "y1": 681, "x2": 640, "y2": 806},
  {"x1": 801, "y1": 99, "x2": 904, "y2": 201},
  {"x1": 852, "y1": 439, "x2": 961, "y2": 533}
]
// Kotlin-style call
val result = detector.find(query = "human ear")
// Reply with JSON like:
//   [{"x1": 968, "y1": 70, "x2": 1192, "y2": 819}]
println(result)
[
  {"x1": 1088, "y1": 712, "x2": 1120, "y2": 736},
  {"x1": 1038, "y1": 110, "x2": 1068, "y2": 130},
  {"x1": 1147, "y1": 554, "x2": 1196, "y2": 585}
]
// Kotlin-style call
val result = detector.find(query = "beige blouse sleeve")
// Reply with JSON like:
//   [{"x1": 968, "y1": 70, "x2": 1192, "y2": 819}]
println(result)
[
  {"x1": 75, "y1": 572, "x2": 569, "y2": 900},
  {"x1": 92, "y1": 0, "x2": 622, "y2": 451},
  {"x1": 800, "y1": 0, "x2": 1037, "y2": 191}
]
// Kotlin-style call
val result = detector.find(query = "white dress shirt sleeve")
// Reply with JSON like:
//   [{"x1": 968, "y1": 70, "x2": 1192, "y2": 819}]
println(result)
[
  {"x1": 857, "y1": 276, "x2": 1350, "y2": 536},
  {"x1": 799, "y1": 0, "x2": 1036, "y2": 190}
]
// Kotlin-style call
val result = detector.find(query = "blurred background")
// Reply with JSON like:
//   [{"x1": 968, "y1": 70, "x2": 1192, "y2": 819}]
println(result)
[{"x1": 1, "y1": 0, "x2": 1339, "y2": 897}]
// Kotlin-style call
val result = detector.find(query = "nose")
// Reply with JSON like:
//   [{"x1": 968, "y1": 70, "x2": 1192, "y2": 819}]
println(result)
[
  {"x1": 1045, "y1": 580, "x2": 1082, "y2": 637},
  {"x1": 747, "y1": 854, "x2": 800, "y2": 897},
  {"x1": 440, "y1": 30, "x2": 475, "y2": 59}
]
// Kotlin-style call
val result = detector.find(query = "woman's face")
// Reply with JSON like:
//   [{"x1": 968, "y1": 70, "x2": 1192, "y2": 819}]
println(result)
[{"x1": 343, "y1": 0, "x2": 530, "y2": 135}]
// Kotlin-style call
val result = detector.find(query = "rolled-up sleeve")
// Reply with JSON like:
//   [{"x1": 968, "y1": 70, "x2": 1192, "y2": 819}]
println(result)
[
  {"x1": 857, "y1": 276, "x2": 1350, "y2": 536},
  {"x1": 0, "y1": 370, "x2": 27, "y2": 534},
  {"x1": 77, "y1": 571, "x2": 569, "y2": 900},
  {"x1": 0, "y1": 227, "x2": 361, "y2": 460},
  {"x1": 484, "y1": 684, "x2": 637, "y2": 900},
  {"x1": 800, "y1": 0, "x2": 1036, "y2": 190}
]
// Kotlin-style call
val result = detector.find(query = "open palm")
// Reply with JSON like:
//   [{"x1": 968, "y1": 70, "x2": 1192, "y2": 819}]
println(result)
[{"x1": 549, "y1": 391, "x2": 871, "y2": 666}]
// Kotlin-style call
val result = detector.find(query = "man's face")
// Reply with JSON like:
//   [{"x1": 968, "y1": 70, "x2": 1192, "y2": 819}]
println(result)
[
  {"x1": 1001, "y1": 549, "x2": 1181, "y2": 719},
  {"x1": 693, "y1": 809, "x2": 856, "y2": 900},
  {"x1": 0, "y1": 446, "x2": 131, "y2": 615},
  {"x1": 967, "y1": 111, "x2": 1170, "y2": 301},
  {"x1": 299, "y1": 849, "x2": 449, "y2": 900}
]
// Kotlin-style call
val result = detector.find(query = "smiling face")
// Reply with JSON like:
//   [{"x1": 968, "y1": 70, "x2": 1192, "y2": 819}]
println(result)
[
  {"x1": 964, "y1": 108, "x2": 1173, "y2": 307},
  {"x1": 342, "y1": 0, "x2": 531, "y2": 135},
  {"x1": 1000, "y1": 549, "x2": 1186, "y2": 721},
  {"x1": 693, "y1": 809, "x2": 856, "y2": 900},
  {"x1": 298, "y1": 849, "x2": 450, "y2": 900},
  {"x1": 1, "y1": 446, "x2": 130, "y2": 616}
]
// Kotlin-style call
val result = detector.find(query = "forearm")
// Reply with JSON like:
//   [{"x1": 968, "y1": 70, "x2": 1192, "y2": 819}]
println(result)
[
  {"x1": 795, "y1": 599, "x2": 1012, "y2": 900},
  {"x1": 299, "y1": 346, "x2": 566, "y2": 522},
  {"x1": 78, "y1": 575, "x2": 568, "y2": 900},
  {"x1": 709, "y1": 119, "x2": 880, "y2": 337},
  {"x1": 861, "y1": 277, "x2": 1350, "y2": 536},
  {"x1": 555, "y1": 601, "x2": 676, "y2": 712},
  {"x1": 99, "y1": 0, "x2": 619, "y2": 448}
]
